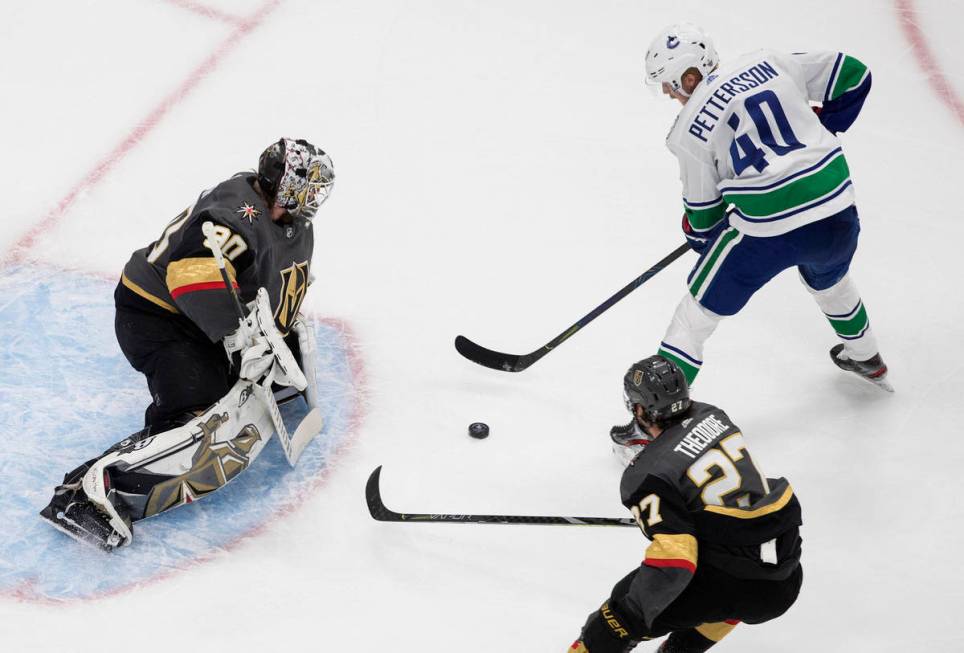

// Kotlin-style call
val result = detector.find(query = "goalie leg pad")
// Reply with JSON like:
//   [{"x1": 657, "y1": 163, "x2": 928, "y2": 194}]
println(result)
[{"x1": 41, "y1": 379, "x2": 275, "y2": 548}]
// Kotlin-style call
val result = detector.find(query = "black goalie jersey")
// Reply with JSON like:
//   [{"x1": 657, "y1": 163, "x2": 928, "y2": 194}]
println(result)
[
  {"x1": 617, "y1": 401, "x2": 802, "y2": 628},
  {"x1": 118, "y1": 173, "x2": 313, "y2": 341}
]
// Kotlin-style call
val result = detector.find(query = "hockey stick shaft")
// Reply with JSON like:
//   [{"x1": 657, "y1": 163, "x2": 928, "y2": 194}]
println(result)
[
  {"x1": 201, "y1": 222, "x2": 247, "y2": 319},
  {"x1": 455, "y1": 242, "x2": 691, "y2": 372},
  {"x1": 366, "y1": 466, "x2": 636, "y2": 527},
  {"x1": 201, "y1": 221, "x2": 311, "y2": 467}
]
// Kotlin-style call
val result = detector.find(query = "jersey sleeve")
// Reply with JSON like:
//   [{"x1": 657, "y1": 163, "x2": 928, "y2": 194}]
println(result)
[
  {"x1": 668, "y1": 138, "x2": 726, "y2": 236},
  {"x1": 164, "y1": 211, "x2": 255, "y2": 342},
  {"x1": 790, "y1": 51, "x2": 872, "y2": 133},
  {"x1": 615, "y1": 476, "x2": 699, "y2": 630}
]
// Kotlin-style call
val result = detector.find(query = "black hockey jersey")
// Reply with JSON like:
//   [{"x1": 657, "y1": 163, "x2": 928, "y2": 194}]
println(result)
[
  {"x1": 616, "y1": 401, "x2": 802, "y2": 628},
  {"x1": 118, "y1": 173, "x2": 313, "y2": 341}
]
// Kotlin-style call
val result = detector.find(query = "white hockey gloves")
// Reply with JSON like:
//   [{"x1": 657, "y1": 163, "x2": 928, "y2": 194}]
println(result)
[
  {"x1": 224, "y1": 288, "x2": 307, "y2": 391},
  {"x1": 223, "y1": 288, "x2": 323, "y2": 468}
]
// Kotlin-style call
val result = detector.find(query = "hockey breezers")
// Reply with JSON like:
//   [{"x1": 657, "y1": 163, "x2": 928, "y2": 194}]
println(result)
[
  {"x1": 202, "y1": 221, "x2": 323, "y2": 466},
  {"x1": 455, "y1": 243, "x2": 690, "y2": 372},
  {"x1": 366, "y1": 466, "x2": 635, "y2": 527}
]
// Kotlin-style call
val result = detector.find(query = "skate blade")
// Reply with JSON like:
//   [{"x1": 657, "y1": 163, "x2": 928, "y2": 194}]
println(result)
[
  {"x1": 869, "y1": 376, "x2": 894, "y2": 393},
  {"x1": 39, "y1": 512, "x2": 116, "y2": 552},
  {"x1": 853, "y1": 371, "x2": 894, "y2": 393}
]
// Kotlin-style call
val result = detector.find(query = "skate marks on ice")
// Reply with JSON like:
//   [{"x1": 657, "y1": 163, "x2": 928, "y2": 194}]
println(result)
[{"x1": 0, "y1": 265, "x2": 364, "y2": 601}]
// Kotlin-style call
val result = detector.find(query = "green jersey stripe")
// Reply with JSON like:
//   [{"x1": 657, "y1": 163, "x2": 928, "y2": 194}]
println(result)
[
  {"x1": 723, "y1": 154, "x2": 850, "y2": 218},
  {"x1": 827, "y1": 302, "x2": 869, "y2": 337},
  {"x1": 658, "y1": 348, "x2": 700, "y2": 384},
  {"x1": 684, "y1": 201, "x2": 727, "y2": 231},
  {"x1": 831, "y1": 55, "x2": 869, "y2": 101},
  {"x1": 689, "y1": 228, "x2": 740, "y2": 297}
]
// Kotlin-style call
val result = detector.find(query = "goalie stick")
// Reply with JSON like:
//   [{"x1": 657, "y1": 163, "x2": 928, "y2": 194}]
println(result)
[
  {"x1": 366, "y1": 466, "x2": 636, "y2": 527},
  {"x1": 455, "y1": 242, "x2": 690, "y2": 372},
  {"x1": 202, "y1": 221, "x2": 323, "y2": 467}
]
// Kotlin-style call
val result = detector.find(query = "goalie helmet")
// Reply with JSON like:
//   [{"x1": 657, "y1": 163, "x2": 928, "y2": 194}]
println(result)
[
  {"x1": 258, "y1": 138, "x2": 334, "y2": 219},
  {"x1": 623, "y1": 355, "x2": 691, "y2": 425},
  {"x1": 644, "y1": 22, "x2": 718, "y2": 96}
]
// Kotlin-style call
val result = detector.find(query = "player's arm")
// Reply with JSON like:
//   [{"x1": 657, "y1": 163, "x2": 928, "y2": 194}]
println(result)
[
  {"x1": 791, "y1": 50, "x2": 872, "y2": 134},
  {"x1": 573, "y1": 478, "x2": 698, "y2": 651},
  {"x1": 670, "y1": 141, "x2": 727, "y2": 254},
  {"x1": 164, "y1": 213, "x2": 255, "y2": 342}
]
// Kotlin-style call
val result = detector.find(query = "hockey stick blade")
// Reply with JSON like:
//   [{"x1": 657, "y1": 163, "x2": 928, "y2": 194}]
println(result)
[
  {"x1": 366, "y1": 466, "x2": 636, "y2": 527},
  {"x1": 454, "y1": 242, "x2": 690, "y2": 372},
  {"x1": 288, "y1": 407, "x2": 324, "y2": 465},
  {"x1": 454, "y1": 335, "x2": 530, "y2": 372}
]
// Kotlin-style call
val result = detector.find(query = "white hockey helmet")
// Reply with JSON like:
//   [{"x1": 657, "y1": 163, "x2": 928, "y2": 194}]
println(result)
[
  {"x1": 258, "y1": 138, "x2": 334, "y2": 219},
  {"x1": 644, "y1": 22, "x2": 718, "y2": 96}
]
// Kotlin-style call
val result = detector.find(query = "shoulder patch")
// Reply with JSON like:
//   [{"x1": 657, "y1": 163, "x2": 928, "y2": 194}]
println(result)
[{"x1": 236, "y1": 202, "x2": 261, "y2": 225}]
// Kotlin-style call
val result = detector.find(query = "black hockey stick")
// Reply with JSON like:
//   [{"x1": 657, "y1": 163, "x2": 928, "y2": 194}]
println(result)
[
  {"x1": 455, "y1": 242, "x2": 691, "y2": 372},
  {"x1": 366, "y1": 466, "x2": 636, "y2": 527}
]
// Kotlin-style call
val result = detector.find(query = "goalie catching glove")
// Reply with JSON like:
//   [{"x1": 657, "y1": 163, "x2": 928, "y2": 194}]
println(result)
[{"x1": 224, "y1": 287, "x2": 307, "y2": 391}]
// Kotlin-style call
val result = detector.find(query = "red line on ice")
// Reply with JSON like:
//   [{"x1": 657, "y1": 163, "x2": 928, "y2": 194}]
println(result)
[
  {"x1": 160, "y1": 0, "x2": 245, "y2": 25},
  {"x1": 2, "y1": 0, "x2": 282, "y2": 266},
  {"x1": 894, "y1": 0, "x2": 964, "y2": 127}
]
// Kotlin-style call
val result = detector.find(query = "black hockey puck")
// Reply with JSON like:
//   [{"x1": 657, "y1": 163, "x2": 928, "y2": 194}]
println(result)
[{"x1": 468, "y1": 422, "x2": 490, "y2": 439}]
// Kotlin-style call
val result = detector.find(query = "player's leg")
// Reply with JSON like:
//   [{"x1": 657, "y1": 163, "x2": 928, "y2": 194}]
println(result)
[
  {"x1": 39, "y1": 379, "x2": 273, "y2": 550},
  {"x1": 651, "y1": 563, "x2": 803, "y2": 652},
  {"x1": 114, "y1": 304, "x2": 237, "y2": 425},
  {"x1": 39, "y1": 307, "x2": 247, "y2": 550},
  {"x1": 658, "y1": 228, "x2": 791, "y2": 383},
  {"x1": 795, "y1": 206, "x2": 888, "y2": 385},
  {"x1": 656, "y1": 622, "x2": 738, "y2": 652}
]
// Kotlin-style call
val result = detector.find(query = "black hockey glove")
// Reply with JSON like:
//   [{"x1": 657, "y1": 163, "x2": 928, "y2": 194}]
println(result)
[{"x1": 572, "y1": 601, "x2": 643, "y2": 653}]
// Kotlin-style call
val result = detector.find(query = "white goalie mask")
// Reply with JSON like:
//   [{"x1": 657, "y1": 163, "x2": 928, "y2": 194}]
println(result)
[
  {"x1": 644, "y1": 22, "x2": 718, "y2": 97},
  {"x1": 258, "y1": 138, "x2": 335, "y2": 219}
]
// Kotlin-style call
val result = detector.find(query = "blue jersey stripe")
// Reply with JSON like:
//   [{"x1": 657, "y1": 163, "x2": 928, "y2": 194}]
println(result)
[
  {"x1": 659, "y1": 341, "x2": 703, "y2": 366},
  {"x1": 825, "y1": 53, "x2": 843, "y2": 102},
  {"x1": 719, "y1": 148, "x2": 842, "y2": 195},
  {"x1": 824, "y1": 301, "x2": 862, "y2": 319},
  {"x1": 683, "y1": 196, "x2": 724, "y2": 208}
]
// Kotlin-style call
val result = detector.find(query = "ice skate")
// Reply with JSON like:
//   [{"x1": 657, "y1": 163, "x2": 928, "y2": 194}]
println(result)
[
  {"x1": 830, "y1": 344, "x2": 893, "y2": 392},
  {"x1": 39, "y1": 482, "x2": 130, "y2": 552}
]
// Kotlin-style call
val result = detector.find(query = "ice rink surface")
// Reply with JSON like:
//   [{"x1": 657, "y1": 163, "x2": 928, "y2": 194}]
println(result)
[{"x1": 1, "y1": 0, "x2": 962, "y2": 650}]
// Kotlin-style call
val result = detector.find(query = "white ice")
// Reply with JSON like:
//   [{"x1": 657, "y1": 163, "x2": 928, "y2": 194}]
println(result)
[{"x1": 1, "y1": 0, "x2": 962, "y2": 651}]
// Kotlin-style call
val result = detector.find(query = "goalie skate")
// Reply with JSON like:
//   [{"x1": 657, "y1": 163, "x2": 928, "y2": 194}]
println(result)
[
  {"x1": 830, "y1": 344, "x2": 893, "y2": 392},
  {"x1": 39, "y1": 482, "x2": 130, "y2": 552}
]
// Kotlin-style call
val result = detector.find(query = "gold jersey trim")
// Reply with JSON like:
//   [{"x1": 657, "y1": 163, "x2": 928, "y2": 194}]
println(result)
[
  {"x1": 121, "y1": 273, "x2": 178, "y2": 313},
  {"x1": 645, "y1": 533, "x2": 698, "y2": 565},
  {"x1": 696, "y1": 620, "x2": 739, "y2": 642},
  {"x1": 703, "y1": 484, "x2": 794, "y2": 519},
  {"x1": 166, "y1": 257, "x2": 237, "y2": 295}
]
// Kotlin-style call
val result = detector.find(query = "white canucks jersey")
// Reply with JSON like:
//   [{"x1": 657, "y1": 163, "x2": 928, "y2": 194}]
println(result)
[{"x1": 666, "y1": 49, "x2": 870, "y2": 237}]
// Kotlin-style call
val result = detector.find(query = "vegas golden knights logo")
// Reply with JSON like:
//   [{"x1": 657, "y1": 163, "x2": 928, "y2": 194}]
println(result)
[
  {"x1": 144, "y1": 413, "x2": 262, "y2": 517},
  {"x1": 633, "y1": 370, "x2": 644, "y2": 386},
  {"x1": 274, "y1": 261, "x2": 309, "y2": 332}
]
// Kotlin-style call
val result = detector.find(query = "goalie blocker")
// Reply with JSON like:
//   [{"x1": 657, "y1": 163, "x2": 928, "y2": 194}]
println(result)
[{"x1": 39, "y1": 290, "x2": 321, "y2": 551}]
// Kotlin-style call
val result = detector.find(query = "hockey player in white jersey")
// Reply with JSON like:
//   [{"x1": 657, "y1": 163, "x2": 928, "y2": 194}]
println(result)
[{"x1": 644, "y1": 23, "x2": 890, "y2": 390}]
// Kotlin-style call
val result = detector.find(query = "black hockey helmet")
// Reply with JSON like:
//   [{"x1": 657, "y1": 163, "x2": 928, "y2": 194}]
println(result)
[
  {"x1": 257, "y1": 138, "x2": 334, "y2": 218},
  {"x1": 623, "y1": 355, "x2": 691, "y2": 425}
]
